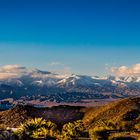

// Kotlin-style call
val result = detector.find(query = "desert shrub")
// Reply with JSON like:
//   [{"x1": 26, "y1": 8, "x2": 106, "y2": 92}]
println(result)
[
  {"x1": 61, "y1": 120, "x2": 85, "y2": 140},
  {"x1": 106, "y1": 120, "x2": 117, "y2": 129},
  {"x1": 16, "y1": 118, "x2": 46, "y2": 139},
  {"x1": 109, "y1": 136, "x2": 136, "y2": 140},
  {"x1": 134, "y1": 123, "x2": 140, "y2": 131},
  {"x1": 15, "y1": 118, "x2": 60, "y2": 140},
  {"x1": 93, "y1": 119, "x2": 116, "y2": 131},
  {"x1": 116, "y1": 121, "x2": 134, "y2": 131},
  {"x1": 0, "y1": 128, "x2": 18, "y2": 140},
  {"x1": 32, "y1": 127, "x2": 60, "y2": 140},
  {"x1": 89, "y1": 120, "x2": 115, "y2": 140},
  {"x1": 73, "y1": 120, "x2": 85, "y2": 133},
  {"x1": 89, "y1": 126, "x2": 109, "y2": 140}
]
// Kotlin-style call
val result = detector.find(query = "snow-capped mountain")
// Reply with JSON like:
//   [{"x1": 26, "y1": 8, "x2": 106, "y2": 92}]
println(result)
[
  {"x1": 57, "y1": 74, "x2": 140, "y2": 88},
  {"x1": 108, "y1": 76, "x2": 140, "y2": 83},
  {"x1": 0, "y1": 66, "x2": 140, "y2": 103},
  {"x1": 0, "y1": 65, "x2": 139, "y2": 87},
  {"x1": 57, "y1": 74, "x2": 99, "y2": 87}
]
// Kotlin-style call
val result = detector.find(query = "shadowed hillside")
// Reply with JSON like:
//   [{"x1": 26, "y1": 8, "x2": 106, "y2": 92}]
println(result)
[
  {"x1": 1, "y1": 96, "x2": 140, "y2": 131},
  {"x1": 0, "y1": 105, "x2": 85, "y2": 128}
]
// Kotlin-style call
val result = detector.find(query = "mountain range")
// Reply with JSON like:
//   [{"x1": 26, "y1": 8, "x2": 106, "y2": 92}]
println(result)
[{"x1": 0, "y1": 67, "x2": 140, "y2": 105}]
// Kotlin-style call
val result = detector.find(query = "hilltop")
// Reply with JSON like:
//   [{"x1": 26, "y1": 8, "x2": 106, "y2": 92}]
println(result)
[
  {"x1": 1, "y1": 96, "x2": 140, "y2": 130},
  {"x1": 83, "y1": 96, "x2": 140, "y2": 129},
  {"x1": 1, "y1": 97, "x2": 140, "y2": 139}
]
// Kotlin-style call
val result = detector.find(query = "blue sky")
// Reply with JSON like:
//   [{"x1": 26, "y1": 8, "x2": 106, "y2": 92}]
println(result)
[{"x1": 0, "y1": 0, "x2": 140, "y2": 76}]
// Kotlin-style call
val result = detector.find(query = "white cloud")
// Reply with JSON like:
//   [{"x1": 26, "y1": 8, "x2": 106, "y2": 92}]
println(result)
[
  {"x1": 0, "y1": 65, "x2": 28, "y2": 79},
  {"x1": 0, "y1": 73, "x2": 18, "y2": 79},
  {"x1": 0, "y1": 64, "x2": 71, "y2": 79},
  {"x1": 110, "y1": 63, "x2": 140, "y2": 76},
  {"x1": 0, "y1": 65, "x2": 27, "y2": 72}
]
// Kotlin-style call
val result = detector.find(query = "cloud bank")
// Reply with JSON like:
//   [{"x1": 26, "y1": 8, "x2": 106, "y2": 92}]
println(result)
[
  {"x1": 0, "y1": 64, "x2": 70, "y2": 80},
  {"x1": 0, "y1": 65, "x2": 28, "y2": 79},
  {"x1": 0, "y1": 65, "x2": 27, "y2": 73},
  {"x1": 0, "y1": 63, "x2": 139, "y2": 80},
  {"x1": 110, "y1": 63, "x2": 140, "y2": 76}
]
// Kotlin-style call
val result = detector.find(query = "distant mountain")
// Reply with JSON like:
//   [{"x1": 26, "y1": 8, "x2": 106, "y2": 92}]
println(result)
[{"x1": 0, "y1": 67, "x2": 140, "y2": 103}]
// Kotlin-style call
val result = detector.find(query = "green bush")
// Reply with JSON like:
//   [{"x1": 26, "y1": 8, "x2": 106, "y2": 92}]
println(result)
[
  {"x1": 0, "y1": 126, "x2": 17, "y2": 140},
  {"x1": 15, "y1": 118, "x2": 60, "y2": 140},
  {"x1": 88, "y1": 120, "x2": 116, "y2": 140},
  {"x1": 109, "y1": 136, "x2": 136, "y2": 140},
  {"x1": 32, "y1": 127, "x2": 60, "y2": 139},
  {"x1": 116, "y1": 121, "x2": 135, "y2": 131},
  {"x1": 61, "y1": 120, "x2": 85, "y2": 140},
  {"x1": 89, "y1": 126, "x2": 109, "y2": 140},
  {"x1": 134, "y1": 123, "x2": 140, "y2": 131}
]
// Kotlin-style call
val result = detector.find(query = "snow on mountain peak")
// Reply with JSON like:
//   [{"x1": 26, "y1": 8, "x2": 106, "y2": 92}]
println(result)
[{"x1": 0, "y1": 65, "x2": 139, "y2": 88}]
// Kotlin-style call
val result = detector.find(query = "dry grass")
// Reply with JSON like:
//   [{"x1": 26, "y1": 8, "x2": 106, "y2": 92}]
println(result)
[
  {"x1": 109, "y1": 132, "x2": 140, "y2": 140},
  {"x1": 83, "y1": 97, "x2": 140, "y2": 129}
]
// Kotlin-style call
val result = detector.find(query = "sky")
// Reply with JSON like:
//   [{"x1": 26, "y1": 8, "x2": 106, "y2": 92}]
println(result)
[{"x1": 0, "y1": 0, "x2": 140, "y2": 76}]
